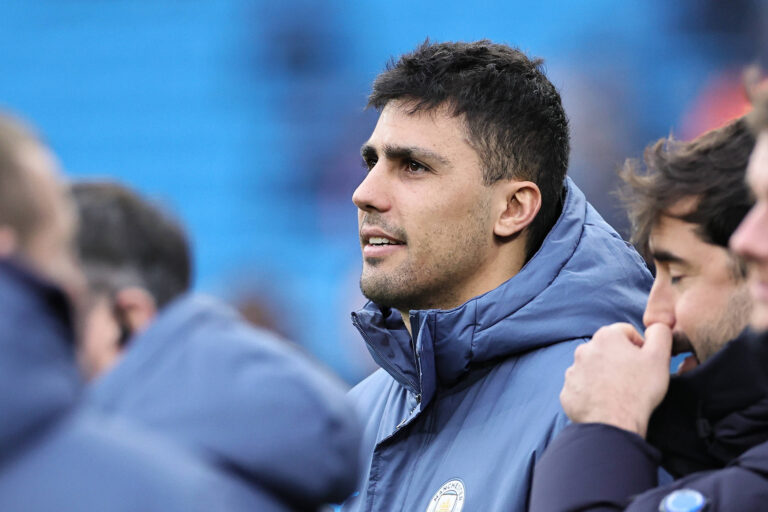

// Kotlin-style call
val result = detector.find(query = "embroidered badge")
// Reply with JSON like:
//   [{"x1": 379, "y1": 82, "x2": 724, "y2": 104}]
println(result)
[
  {"x1": 659, "y1": 489, "x2": 707, "y2": 512},
  {"x1": 425, "y1": 479, "x2": 465, "y2": 512}
]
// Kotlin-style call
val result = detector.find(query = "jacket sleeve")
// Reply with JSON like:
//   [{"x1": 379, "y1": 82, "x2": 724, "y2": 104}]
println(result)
[{"x1": 529, "y1": 423, "x2": 661, "y2": 511}]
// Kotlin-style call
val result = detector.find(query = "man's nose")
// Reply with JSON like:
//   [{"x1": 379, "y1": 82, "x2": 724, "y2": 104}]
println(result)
[
  {"x1": 352, "y1": 163, "x2": 391, "y2": 213},
  {"x1": 643, "y1": 279, "x2": 675, "y2": 329}
]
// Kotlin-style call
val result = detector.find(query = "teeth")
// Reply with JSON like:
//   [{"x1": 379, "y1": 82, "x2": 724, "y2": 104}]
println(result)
[{"x1": 369, "y1": 237, "x2": 395, "y2": 245}]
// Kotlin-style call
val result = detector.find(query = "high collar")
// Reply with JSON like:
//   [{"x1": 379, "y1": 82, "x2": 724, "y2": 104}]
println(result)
[
  {"x1": 0, "y1": 259, "x2": 81, "y2": 461},
  {"x1": 648, "y1": 329, "x2": 768, "y2": 477},
  {"x1": 352, "y1": 178, "x2": 652, "y2": 410}
]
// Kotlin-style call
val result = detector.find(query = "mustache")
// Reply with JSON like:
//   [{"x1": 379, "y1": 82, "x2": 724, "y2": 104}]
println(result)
[
  {"x1": 672, "y1": 331, "x2": 697, "y2": 359},
  {"x1": 359, "y1": 214, "x2": 408, "y2": 242}
]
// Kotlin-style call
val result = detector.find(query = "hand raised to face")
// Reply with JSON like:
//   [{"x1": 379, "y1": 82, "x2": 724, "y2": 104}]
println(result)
[{"x1": 560, "y1": 322, "x2": 673, "y2": 438}]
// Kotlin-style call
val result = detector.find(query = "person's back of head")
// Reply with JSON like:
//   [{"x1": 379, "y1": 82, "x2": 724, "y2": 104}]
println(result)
[
  {"x1": 71, "y1": 182, "x2": 192, "y2": 377},
  {"x1": 368, "y1": 39, "x2": 570, "y2": 260}
]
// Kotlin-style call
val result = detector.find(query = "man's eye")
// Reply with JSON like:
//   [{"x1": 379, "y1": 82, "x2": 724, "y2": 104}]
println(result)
[
  {"x1": 670, "y1": 275, "x2": 684, "y2": 285},
  {"x1": 407, "y1": 160, "x2": 427, "y2": 173},
  {"x1": 362, "y1": 157, "x2": 377, "y2": 171}
]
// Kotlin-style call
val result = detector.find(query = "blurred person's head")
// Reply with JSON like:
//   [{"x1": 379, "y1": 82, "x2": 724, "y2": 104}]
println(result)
[
  {"x1": 731, "y1": 74, "x2": 768, "y2": 332},
  {"x1": 0, "y1": 112, "x2": 82, "y2": 298},
  {"x1": 621, "y1": 118, "x2": 754, "y2": 366},
  {"x1": 71, "y1": 182, "x2": 191, "y2": 378},
  {"x1": 353, "y1": 40, "x2": 569, "y2": 325}
]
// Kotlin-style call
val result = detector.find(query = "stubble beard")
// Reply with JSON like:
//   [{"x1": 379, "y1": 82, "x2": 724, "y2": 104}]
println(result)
[
  {"x1": 360, "y1": 257, "x2": 447, "y2": 312},
  {"x1": 684, "y1": 286, "x2": 753, "y2": 363},
  {"x1": 359, "y1": 209, "x2": 492, "y2": 313}
]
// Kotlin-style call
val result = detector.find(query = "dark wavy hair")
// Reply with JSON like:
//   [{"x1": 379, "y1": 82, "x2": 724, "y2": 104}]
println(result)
[
  {"x1": 620, "y1": 117, "x2": 755, "y2": 260},
  {"x1": 368, "y1": 39, "x2": 570, "y2": 261}
]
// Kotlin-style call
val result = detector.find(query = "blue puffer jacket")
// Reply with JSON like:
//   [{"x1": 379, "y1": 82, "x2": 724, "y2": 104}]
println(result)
[
  {"x1": 0, "y1": 260, "x2": 270, "y2": 511},
  {"x1": 341, "y1": 179, "x2": 653, "y2": 512},
  {"x1": 88, "y1": 293, "x2": 364, "y2": 510}
]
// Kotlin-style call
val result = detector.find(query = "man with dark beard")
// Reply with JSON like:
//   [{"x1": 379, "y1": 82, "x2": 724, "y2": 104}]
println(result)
[
  {"x1": 339, "y1": 40, "x2": 652, "y2": 512},
  {"x1": 530, "y1": 101, "x2": 768, "y2": 509},
  {"x1": 622, "y1": 117, "x2": 754, "y2": 373}
]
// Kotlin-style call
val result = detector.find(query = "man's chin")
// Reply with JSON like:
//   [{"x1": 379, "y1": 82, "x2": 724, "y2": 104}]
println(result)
[{"x1": 360, "y1": 275, "x2": 402, "y2": 306}]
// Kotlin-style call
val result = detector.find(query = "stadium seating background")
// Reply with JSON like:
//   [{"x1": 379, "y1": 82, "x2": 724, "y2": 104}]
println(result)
[{"x1": 0, "y1": 0, "x2": 763, "y2": 382}]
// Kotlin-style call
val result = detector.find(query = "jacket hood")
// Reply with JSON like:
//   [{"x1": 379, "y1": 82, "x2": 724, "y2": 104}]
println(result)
[
  {"x1": 648, "y1": 329, "x2": 768, "y2": 477},
  {"x1": 0, "y1": 260, "x2": 81, "y2": 462},
  {"x1": 353, "y1": 178, "x2": 652, "y2": 406},
  {"x1": 88, "y1": 294, "x2": 361, "y2": 508}
]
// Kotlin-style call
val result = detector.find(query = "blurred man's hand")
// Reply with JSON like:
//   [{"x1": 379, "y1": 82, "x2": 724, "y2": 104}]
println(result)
[{"x1": 560, "y1": 322, "x2": 672, "y2": 438}]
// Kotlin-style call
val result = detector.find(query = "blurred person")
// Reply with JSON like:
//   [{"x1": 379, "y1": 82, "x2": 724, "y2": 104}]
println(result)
[
  {"x1": 71, "y1": 181, "x2": 191, "y2": 378},
  {"x1": 0, "y1": 112, "x2": 278, "y2": 511},
  {"x1": 732, "y1": 78, "x2": 768, "y2": 332},
  {"x1": 80, "y1": 181, "x2": 364, "y2": 510},
  {"x1": 341, "y1": 40, "x2": 652, "y2": 512},
  {"x1": 530, "y1": 85, "x2": 768, "y2": 511}
]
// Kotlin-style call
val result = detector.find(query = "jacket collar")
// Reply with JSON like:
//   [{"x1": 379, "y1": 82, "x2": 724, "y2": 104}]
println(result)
[{"x1": 648, "y1": 329, "x2": 768, "y2": 477}]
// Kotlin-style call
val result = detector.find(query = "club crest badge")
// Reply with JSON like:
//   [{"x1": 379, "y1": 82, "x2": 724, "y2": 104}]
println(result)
[{"x1": 425, "y1": 479, "x2": 465, "y2": 512}]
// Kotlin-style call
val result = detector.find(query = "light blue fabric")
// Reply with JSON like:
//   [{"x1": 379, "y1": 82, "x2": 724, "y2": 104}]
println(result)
[
  {"x1": 88, "y1": 293, "x2": 364, "y2": 510},
  {"x1": 342, "y1": 178, "x2": 653, "y2": 512}
]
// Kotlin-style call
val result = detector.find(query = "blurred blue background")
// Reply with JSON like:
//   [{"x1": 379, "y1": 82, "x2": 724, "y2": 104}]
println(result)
[{"x1": 1, "y1": 0, "x2": 765, "y2": 383}]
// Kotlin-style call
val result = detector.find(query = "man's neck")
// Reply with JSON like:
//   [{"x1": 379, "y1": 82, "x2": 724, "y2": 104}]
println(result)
[
  {"x1": 395, "y1": 244, "x2": 530, "y2": 338},
  {"x1": 399, "y1": 310, "x2": 412, "y2": 337}
]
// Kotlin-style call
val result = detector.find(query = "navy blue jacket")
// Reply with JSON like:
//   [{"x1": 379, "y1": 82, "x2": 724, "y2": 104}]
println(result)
[
  {"x1": 342, "y1": 179, "x2": 653, "y2": 512},
  {"x1": 88, "y1": 293, "x2": 364, "y2": 510},
  {"x1": 0, "y1": 260, "x2": 269, "y2": 511},
  {"x1": 530, "y1": 330, "x2": 768, "y2": 511}
]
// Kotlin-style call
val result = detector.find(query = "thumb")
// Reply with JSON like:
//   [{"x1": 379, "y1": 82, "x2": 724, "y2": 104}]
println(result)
[{"x1": 643, "y1": 323, "x2": 673, "y2": 360}]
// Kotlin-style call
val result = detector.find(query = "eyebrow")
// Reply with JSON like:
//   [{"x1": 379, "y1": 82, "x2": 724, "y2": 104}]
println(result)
[
  {"x1": 360, "y1": 143, "x2": 451, "y2": 168},
  {"x1": 651, "y1": 249, "x2": 687, "y2": 265}
]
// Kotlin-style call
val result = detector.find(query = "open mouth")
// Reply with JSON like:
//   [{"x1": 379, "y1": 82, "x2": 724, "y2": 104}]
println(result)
[{"x1": 367, "y1": 236, "x2": 404, "y2": 247}]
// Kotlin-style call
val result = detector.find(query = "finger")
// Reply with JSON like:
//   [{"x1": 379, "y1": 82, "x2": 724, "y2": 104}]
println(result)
[
  {"x1": 594, "y1": 322, "x2": 644, "y2": 348},
  {"x1": 643, "y1": 323, "x2": 673, "y2": 359},
  {"x1": 618, "y1": 323, "x2": 645, "y2": 348}
]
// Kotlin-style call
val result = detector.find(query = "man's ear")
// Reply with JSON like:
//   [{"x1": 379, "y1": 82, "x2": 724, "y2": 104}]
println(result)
[
  {"x1": 493, "y1": 180, "x2": 542, "y2": 238},
  {"x1": 114, "y1": 287, "x2": 157, "y2": 334},
  {"x1": 0, "y1": 226, "x2": 18, "y2": 257}
]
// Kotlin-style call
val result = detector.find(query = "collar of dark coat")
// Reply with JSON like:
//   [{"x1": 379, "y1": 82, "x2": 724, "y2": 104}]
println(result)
[{"x1": 647, "y1": 329, "x2": 768, "y2": 478}]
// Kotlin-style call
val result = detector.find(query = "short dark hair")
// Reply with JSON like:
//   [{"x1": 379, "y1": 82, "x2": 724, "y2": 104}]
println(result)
[
  {"x1": 72, "y1": 182, "x2": 191, "y2": 308},
  {"x1": 0, "y1": 113, "x2": 46, "y2": 249},
  {"x1": 368, "y1": 39, "x2": 570, "y2": 260},
  {"x1": 620, "y1": 117, "x2": 755, "y2": 259}
]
